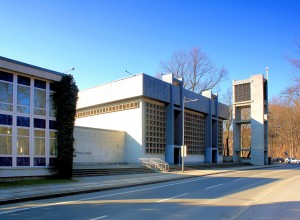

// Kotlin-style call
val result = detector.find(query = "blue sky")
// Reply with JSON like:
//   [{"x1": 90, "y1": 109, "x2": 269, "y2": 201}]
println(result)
[{"x1": 1, "y1": 0, "x2": 299, "y2": 99}]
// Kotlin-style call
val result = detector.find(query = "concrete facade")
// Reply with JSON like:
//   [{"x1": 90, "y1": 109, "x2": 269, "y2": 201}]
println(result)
[
  {"x1": 232, "y1": 74, "x2": 268, "y2": 165},
  {"x1": 75, "y1": 73, "x2": 229, "y2": 165},
  {"x1": 73, "y1": 127, "x2": 125, "y2": 165}
]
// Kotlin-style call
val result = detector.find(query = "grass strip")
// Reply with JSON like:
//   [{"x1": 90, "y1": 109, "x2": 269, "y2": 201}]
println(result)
[{"x1": 0, "y1": 178, "x2": 77, "y2": 188}]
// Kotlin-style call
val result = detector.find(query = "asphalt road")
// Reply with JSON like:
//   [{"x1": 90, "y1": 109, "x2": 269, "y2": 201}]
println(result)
[{"x1": 1, "y1": 164, "x2": 300, "y2": 220}]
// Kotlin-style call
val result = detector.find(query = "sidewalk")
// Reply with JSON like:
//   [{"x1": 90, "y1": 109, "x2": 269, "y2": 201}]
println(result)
[{"x1": 0, "y1": 165, "x2": 272, "y2": 205}]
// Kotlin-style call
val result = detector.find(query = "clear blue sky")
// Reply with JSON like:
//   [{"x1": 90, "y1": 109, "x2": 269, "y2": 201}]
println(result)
[{"x1": 1, "y1": 0, "x2": 299, "y2": 99}]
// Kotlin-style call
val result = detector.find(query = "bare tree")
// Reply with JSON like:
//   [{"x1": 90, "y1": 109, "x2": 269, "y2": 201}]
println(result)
[
  {"x1": 286, "y1": 40, "x2": 300, "y2": 70},
  {"x1": 159, "y1": 47, "x2": 228, "y2": 94},
  {"x1": 284, "y1": 41, "x2": 300, "y2": 106},
  {"x1": 222, "y1": 88, "x2": 233, "y2": 156}
]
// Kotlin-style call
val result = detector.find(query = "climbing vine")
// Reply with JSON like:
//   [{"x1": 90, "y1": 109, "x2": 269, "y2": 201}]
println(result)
[{"x1": 52, "y1": 74, "x2": 78, "y2": 179}]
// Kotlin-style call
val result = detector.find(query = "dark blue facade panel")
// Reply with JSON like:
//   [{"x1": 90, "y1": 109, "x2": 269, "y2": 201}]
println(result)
[
  {"x1": 173, "y1": 86, "x2": 181, "y2": 105},
  {"x1": 218, "y1": 102, "x2": 230, "y2": 119},
  {"x1": 143, "y1": 75, "x2": 170, "y2": 103},
  {"x1": 183, "y1": 90, "x2": 210, "y2": 114}
]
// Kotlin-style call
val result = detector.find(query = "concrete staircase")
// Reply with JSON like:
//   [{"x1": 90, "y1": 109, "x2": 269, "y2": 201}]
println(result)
[{"x1": 72, "y1": 166, "x2": 155, "y2": 177}]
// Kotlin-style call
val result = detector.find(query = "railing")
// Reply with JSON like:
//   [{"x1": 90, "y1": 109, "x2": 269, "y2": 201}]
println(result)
[{"x1": 138, "y1": 158, "x2": 169, "y2": 172}]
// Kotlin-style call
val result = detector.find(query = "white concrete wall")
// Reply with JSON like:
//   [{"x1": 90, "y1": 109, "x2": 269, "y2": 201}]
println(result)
[
  {"x1": 250, "y1": 74, "x2": 266, "y2": 165},
  {"x1": 77, "y1": 75, "x2": 143, "y2": 109},
  {"x1": 73, "y1": 127, "x2": 125, "y2": 164},
  {"x1": 75, "y1": 100, "x2": 143, "y2": 163}
]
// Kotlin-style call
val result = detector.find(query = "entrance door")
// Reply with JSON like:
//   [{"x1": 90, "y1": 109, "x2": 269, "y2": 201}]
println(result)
[
  {"x1": 212, "y1": 150, "x2": 217, "y2": 163},
  {"x1": 174, "y1": 148, "x2": 181, "y2": 165}
]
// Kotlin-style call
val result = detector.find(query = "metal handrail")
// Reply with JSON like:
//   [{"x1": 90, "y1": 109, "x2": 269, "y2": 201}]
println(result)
[{"x1": 138, "y1": 158, "x2": 169, "y2": 172}]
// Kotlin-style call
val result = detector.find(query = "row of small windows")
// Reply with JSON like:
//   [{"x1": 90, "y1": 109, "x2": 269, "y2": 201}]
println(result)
[
  {"x1": 76, "y1": 102, "x2": 139, "y2": 118},
  {"x1": 0, "y1": 71, "x2": 55, "y2": 117},
  {"x1": 0, "y1": 114, "x2": 56, "y2": 129}
]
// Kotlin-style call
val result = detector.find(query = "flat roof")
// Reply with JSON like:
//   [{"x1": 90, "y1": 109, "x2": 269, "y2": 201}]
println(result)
[{"x1": 0, "y1": 56, "x2": 65, "y2": 76}]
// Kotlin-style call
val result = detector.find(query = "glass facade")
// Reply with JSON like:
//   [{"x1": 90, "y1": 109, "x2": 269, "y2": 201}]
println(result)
[{"x1": 0, "y1": 71, "x2": 58, "y2": 167}]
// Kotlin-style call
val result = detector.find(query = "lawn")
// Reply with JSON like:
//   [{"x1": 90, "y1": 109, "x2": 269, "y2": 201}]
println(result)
[{"x1": 0, "y1": 178, "x2": 77, "y2": 188}]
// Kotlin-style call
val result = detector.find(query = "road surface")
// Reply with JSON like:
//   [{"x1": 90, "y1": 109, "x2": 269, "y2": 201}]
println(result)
[{"x1": 1, "y1": 164, "x2": 299, "y2": 219}]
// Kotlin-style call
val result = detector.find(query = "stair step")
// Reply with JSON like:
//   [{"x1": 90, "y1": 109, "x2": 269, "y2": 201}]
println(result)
[{"x1": 72, "y1": 167, "x2": 155, "y2": 177}]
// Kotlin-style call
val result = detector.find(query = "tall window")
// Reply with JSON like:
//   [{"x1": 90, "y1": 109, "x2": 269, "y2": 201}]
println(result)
[
  {"x1": 17, "y1": 116, "x2": 30, "y2": 166},
  {"x1": 49, "y1": 131, "x2": 57, "y2": 156},
  {"x1": 0, "y1": 127, "x2": 12, "y2": 155},
  {"x1": 49, "y1": 83, "x2": 56, "y2": 117},
  {"x1": 34, "y1": 130, "x2": 45, "y2": 156},
  {"x1": 0, "y1": 72, "x2": 13, "y2": 112},
  {"x1": 34, "y1": 79, "x2": 46, "y2": 116},
  {"x1": 0, "y1": 114, "x2": 13, "y2": 156},
  {"x1": 17, "y1": 75, "x2": 31, "y2": 114},
  {"x1": 17, "y1": 128, "x2": 29, "y2": 155}
]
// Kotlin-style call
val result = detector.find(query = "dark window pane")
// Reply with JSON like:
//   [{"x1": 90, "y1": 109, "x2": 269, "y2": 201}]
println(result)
[
  {"x1": 49, "y1": 120, "x2": 57, "y2": 130},
  {"x1": 34, "y1": 118, "x2": 45, "y2": 128},
  {"x1": 34, "y1": 157, "x2": 46, "y2": 166},
  {"x1": 17, "y1": 75, "x2": 31, "y2": 86},
  {"x1": 0, "y1": 157, "x2": 12, "y2": 166},
  {"x1": 17, "y1": 157, "x2": 30, "y2": 166},
  {"x1": 17, "y1": 116, "x2": 30, "y2": 127},
  {"x1": 0, "y1": 114, "x2": 12, "y2": 125},
  {"x1": 0, "y1": 71, "x2": 13, "y2": 82},
  {"x1": 50, "y1": 83, "x2": 55, "y2": 91},
  {"x1": 34, "y1": 79, "x2": 46, "y2": 89}
]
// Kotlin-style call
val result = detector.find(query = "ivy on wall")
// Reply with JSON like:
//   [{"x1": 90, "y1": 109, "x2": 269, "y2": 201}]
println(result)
[{"x1": 52, "y1": 74, "x2": 79, "y2": 179}]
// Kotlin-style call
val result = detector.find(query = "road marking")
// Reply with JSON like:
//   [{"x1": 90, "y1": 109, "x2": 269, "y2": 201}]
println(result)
[
  {"x1": 228, "y1": 173, "x2": 300, "y2": 220},
  {"x1": 4, "y1": 168, "x2": 291, "y2": 215},
  {"x1": 205, "y1": 184, "x2": 223, "y2": 189},
  {"x1": 233, "y1": 178, "x2": 246, "y2": 181},
  {"x1": 0, "y1": 177, "x2": 209, "y2": 215},
  {"x1": 156, "y1": 193, "x2": 189, "y2": 203},
  {"x1": 89, "y1": 215, "x2": 108, "y2": 220}
]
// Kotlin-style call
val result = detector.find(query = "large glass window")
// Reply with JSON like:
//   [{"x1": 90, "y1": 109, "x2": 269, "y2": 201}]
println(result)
[
  {"x1": 0, "y1": 127, "x2": 12, "y2": 155},
  {"x1": 34, "y1": 89, "x2": 46, "y2": 115},
  {"x1": 0, "y1": 81, "x2": 13, "y2": 111},
  {"x1": 17, "y1": 85, "x2": 30, "y2": 113},
  {"x1": 17, "y1": 128, "x2": 29, "y2": 155},
  {"x1": 49, "y1": 131, "x2": 57, "y2": 156},
  {"x1": 34, "y1": 130, "x2": 45, "y2": 156}
]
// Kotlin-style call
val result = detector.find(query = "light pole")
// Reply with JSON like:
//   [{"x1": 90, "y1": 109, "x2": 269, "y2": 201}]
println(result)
[
  {"x1": 64, "y1": 68, "x2": 75, "y2": 74},
  {"x1": 182, "y1": 97, "x2": 198, "y2": 172}
]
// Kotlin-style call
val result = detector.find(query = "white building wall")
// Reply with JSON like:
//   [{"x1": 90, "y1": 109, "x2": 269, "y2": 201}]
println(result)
[
  {"x1": 251, "y1": 74, "x2": 266, "y2": 165},
  {"x1": 75, "y1": 100, "x2": 144, "y2": 163},
  {"x1": 77, "y1": 75, "x2": 143, "y2": 109},
  {"x1": 73, "y1": 127, "x2": 125, "y2": 164}
]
